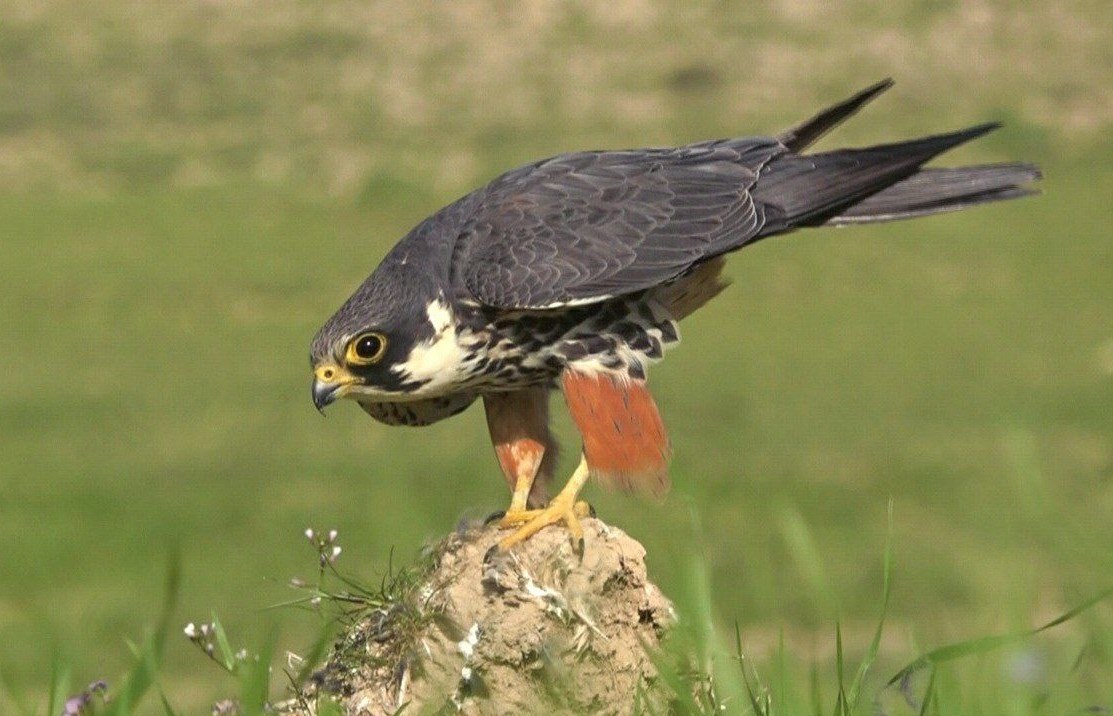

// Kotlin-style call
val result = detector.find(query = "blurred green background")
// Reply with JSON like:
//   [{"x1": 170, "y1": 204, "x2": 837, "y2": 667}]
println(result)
[{"x1": 1, "y1": 0, "x2": 1111, "y2": 710}]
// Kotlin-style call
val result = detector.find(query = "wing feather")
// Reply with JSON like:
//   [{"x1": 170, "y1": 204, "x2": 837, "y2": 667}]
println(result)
[
  {"x1": 449, "y1": 83, "x2": 1032, "y2": 312},
  {"x1": 455, "y1": 140, "x2": 781, "y2": 309}
]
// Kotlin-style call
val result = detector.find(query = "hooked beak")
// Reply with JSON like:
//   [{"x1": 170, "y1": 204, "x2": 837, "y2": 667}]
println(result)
[
  {"x1": 312, "y1": 380, "x2": 340, "y2": 413},
  {"x1": 311, "y1": 365, "x2": 357, "y2": 414}
]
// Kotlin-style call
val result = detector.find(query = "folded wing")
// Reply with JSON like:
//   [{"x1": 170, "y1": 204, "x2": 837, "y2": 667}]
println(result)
[
  {"x1": 454, "y1": 81, "x2": 1039, "y2": 311},
  {"x1": 455, "y1": 139, "x2": 781, "y2": 309}
]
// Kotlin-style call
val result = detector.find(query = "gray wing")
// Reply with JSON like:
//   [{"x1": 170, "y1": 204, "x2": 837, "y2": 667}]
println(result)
[
  {"x1": 451, "y1": 80, "x2": 1038, "y2": 311},
  {"x1": 454, "y1": 139, "x2": 784, "y2": 309}
]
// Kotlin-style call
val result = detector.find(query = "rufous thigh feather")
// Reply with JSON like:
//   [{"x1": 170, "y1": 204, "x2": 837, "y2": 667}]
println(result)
[
  {"x1": 561, "y1": 370, "x2": 671, "y2": 496},
  {"x1": 483, "y1": 388, "x2": 557, "y2": 507}
]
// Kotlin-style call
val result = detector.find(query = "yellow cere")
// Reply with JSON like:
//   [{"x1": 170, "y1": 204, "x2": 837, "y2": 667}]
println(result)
[{"x1": 314, "y1": 364, "x2": 355, "y2": 384}]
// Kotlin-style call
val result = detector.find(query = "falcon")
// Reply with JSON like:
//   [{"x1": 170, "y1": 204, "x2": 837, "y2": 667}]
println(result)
[{"x1": 310, "y1": 80, "x2": 1039, "y2": 554}]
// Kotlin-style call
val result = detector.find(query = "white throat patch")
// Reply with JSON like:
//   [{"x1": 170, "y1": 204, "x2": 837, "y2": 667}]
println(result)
[{"x1": 392, "y1": 298, "x2": 469, "y2": 396}]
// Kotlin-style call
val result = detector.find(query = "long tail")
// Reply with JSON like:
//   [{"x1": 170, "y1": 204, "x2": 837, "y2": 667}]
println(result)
[
  {"x1": 753, "y1": 82, "x2": 1041, "y2": 233},
  {"x1": 824, "y1": 164, "x2": 1041, "y2": 225}
]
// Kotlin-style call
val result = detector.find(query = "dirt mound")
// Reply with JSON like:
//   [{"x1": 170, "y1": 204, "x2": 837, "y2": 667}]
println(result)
[{"x1": 287, "y1": 517, "x2": 673, "y2": 715}]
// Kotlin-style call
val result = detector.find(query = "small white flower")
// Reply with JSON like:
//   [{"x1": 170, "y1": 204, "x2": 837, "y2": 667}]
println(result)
[
  {"x1": 330, "y1": 546, "x2": 342, "y2": 561},
  {"x1": 304, "y1": 528, "x2": 316, "y2": 542},
  {"x1": 235, "y1": 649, "x2": 248, "y2": 660},
  {"x1": 310, "y1": 596, "x2": 322, "y2": 606},
  {"x1": 184, "y1": 622, "x2": 197, "y2": 639},
  {"x1": 327, "y1": 529, "x2": 338, "y2": 543}
]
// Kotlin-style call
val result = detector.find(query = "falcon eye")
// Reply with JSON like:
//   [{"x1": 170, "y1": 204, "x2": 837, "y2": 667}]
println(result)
[{"x1": 346, "y1": 332, "x2": 387, "y2": 365}]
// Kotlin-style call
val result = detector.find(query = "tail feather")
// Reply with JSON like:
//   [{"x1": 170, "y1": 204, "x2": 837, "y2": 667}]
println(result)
[
  {"x1": 777, "y1": 78, "x2": 894, "y2": 152},
  {"x1": 754, "y1": 123, "x2": 1003, "y2": 230},
  {"x1": 825, "y1": 164, "x2": 1042, "y2": 225}
]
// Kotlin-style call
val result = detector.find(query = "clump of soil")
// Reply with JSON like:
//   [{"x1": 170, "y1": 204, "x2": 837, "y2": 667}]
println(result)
[{"x1": 286, "y1": 517, "x2": 674, "y2": 715}]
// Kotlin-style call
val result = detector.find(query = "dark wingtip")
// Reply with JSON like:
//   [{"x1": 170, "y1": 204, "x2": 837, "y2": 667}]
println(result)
[
  {"x1": 909, "y1": 121, "x2": 1005, "y2": 157},
  {"x1": 961, "y1": 121, "x2": 1003, "y2": 138},
  {"x1": 779, "y1": 78, "x2": 896, "y2": 152},
  {"x1": 863, "y1": 77, "x2": 896, "y2": 98},
  {"x1": 831, "y1": 78, "x2": 896, "y2": 108}
]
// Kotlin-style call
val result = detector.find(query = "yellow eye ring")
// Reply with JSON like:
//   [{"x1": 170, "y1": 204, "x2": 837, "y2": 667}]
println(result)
[{"x1": 345, "y1": 332, "x2": 388, "y2": 366}]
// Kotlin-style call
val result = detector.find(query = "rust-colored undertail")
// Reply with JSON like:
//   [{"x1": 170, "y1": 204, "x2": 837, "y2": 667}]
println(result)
[{"x1": 561, "y1": 369, "x2": 671, "y2": 496}]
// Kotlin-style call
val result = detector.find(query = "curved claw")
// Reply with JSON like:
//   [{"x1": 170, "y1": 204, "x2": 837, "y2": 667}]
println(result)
[
  {"x1": 493, "y1": 501, "x2": 591, "y2": 530},
  {"x1": 495, "y1": 499, "x2": 586, "y2": 553},
  {"x1": 487, "y1": 454, "x2": 594, "y2": 556},
  {"x1": 483, "y1": 510, "x2": 507, "y2": 526}
]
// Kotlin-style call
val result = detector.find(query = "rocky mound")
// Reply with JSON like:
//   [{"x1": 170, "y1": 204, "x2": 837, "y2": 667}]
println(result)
[{"x1": 285, "y1": 517, "x2": 673, "y2": 715}]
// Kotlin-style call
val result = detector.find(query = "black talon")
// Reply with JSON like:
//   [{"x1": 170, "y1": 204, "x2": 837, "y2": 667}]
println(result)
[
  {"x1": 483, "y1": 544, "x2": 501, "y2": 564},
  {"x1": 483, "y1": 510, "x2": 506, "y2": 526},
  {"x1": 586, "y1": 502, "x2": 597, "y2": 518},
  {"x1": 575, "y1": 537, "x2": 586, "y2": 558}
]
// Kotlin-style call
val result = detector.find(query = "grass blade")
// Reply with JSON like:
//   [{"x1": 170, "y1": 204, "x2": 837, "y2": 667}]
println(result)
[
  {"x1": 888, "y1": 586, "x2": 1113, "y2": 686},
  {"x1": 159, "y1": 688, "x2": 180, "y2": 716},
  {"x1": 103, "y1": 555, "x2": 181, "y2": 716},
  {"x1": 809, "y1": 661, "x2": 822, "y2": 716},
  {"x1": 239, "y1": 628, "x2": 277, "y2": 716},
  {"x1": 104, "y1": 632, "x2": 158, "y2": 715},
  {"x1": 917, "y1": 667, "x2": 937, "y2": 716},
  {"x1": 211, "y1": 613, "x2": 237, "y2": 672},
  {"x1": 735, "y1": 622, "x2": 767, "y2": 716},
  {"x1": 47, "y1": 657, "x2": 71, "y2": 716},
  {"x1": 845, "y1": 499, "x2": 894, "y2": 709},
  {"x1": 832, "y1": 621, "x2": 848, "y2": 716},
  {"x1": 294, "y1": 627, "x2": 336, "y2": 686}
]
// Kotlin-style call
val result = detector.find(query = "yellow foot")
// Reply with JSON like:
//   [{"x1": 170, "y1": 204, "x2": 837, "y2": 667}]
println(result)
[
  {"x1": 485, "y1": 454, "x2": 595, "y2": 562},
  {"x1": 489, "y1": 498, "x2": 594, "y2": 556},
  {"x1": 482, "y1": 507, "x2": 545, "y2": 527},
  {"x1": 493, "y1": 501, "x2": 592, "y2": 529}
]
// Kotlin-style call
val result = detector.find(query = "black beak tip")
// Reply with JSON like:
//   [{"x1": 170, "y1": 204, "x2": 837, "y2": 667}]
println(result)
[{"x1": 312, "y1": 381, "x2": 339, "y2": 415}]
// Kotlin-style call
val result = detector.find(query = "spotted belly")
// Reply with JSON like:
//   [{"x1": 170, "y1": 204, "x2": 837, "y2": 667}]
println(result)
[
  {"x1": 456, "y1": 292, "x2": 681, "y2": 390},
  {"x1": 357, "y1": 393, "x2": 477, "y2": 426}
]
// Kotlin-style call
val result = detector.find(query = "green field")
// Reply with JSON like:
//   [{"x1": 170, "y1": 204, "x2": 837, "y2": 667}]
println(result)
[{"x1": 2, "y1": 1, "x2": 1112, "y2": 712}]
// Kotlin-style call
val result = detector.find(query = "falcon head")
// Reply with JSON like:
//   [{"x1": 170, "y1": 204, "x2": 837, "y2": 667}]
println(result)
[{"x1": 309, "y1": 261, "x2": 466, "y2": 411}]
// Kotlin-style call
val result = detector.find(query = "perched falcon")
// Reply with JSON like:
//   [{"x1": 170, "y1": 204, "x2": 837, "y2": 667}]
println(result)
[{"x1": 310, "y1": 80, "x2": 1039, "y2": 554}]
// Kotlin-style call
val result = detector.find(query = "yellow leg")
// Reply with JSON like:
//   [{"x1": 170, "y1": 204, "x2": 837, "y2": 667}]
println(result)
[
  {"x1": 494, "y1": 454, "x2": 593, "y2": 552},
  {"x1": 495, "y1": 473, "x2": 536, "y2": 527}
]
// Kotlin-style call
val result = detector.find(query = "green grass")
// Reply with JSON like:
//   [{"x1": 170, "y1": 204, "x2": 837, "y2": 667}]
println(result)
[
  {"x1": 3, "y1": 161, "x2": 1111, "y2": 712},
  {"x1": 1, "y1": 0, "x2": 1112, "y2": 711},
  {"x1": 6, "y1": 520, "x2": 1111, "y2": 714}
]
